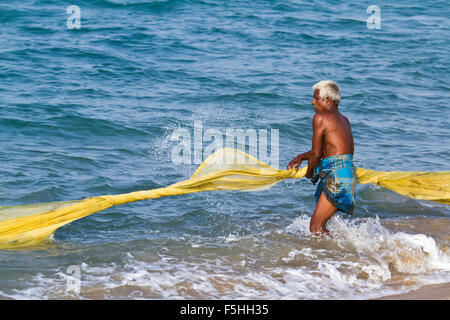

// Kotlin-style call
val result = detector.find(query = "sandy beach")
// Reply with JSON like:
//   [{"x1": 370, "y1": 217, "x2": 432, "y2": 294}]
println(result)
[{"x1": 375, "y1": 283, "x2": 450, "y2": 300}]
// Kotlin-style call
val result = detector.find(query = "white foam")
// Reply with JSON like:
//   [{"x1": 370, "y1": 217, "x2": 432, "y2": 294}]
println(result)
[
  {"x1": 285, "y1": 214, "x2": 450, "y2": 292},
  {"x1": 2, "y1": 215, "x2": 449, "y2": 300}
]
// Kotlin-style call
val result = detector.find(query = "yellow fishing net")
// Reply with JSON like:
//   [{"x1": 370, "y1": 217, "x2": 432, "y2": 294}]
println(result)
[{"x1": 0, "y1": 148, "x2": 449, "y2": 249}]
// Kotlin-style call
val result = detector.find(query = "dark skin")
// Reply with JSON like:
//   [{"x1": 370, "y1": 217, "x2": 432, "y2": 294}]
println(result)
[{"x1": 287, "y1": 89, "x2": 354, "y2": 236}]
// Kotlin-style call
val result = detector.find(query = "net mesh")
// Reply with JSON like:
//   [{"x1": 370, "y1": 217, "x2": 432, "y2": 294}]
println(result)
[{"x1": 0, "y1": 148, "x2": 448, "y2": 249}]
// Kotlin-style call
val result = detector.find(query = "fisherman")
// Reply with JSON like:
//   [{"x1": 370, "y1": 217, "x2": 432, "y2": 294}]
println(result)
[{"x1": 287, "y1": 80, "x2": 356, "y2": 237}]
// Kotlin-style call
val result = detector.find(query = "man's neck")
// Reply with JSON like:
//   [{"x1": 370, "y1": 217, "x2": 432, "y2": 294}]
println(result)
[{"x1": 319, "y1": 105, "x2": 339, "y2": 113}]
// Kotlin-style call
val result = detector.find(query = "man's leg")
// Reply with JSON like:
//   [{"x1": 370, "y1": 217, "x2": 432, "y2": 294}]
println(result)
[{"x1": 310, "y1": 192, "x2": 337, "y2": 236}]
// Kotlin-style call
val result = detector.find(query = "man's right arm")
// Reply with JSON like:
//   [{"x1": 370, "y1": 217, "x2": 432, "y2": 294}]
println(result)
[
  {"x1": 287, "y1": 114, "x2": 325, "y2": 171},
  {"x1": 286, "y1": 150, "x2": 309, "y2": 169},
  {"x1": 304, "y1": 113, "x2": 325, "y2": 178}
]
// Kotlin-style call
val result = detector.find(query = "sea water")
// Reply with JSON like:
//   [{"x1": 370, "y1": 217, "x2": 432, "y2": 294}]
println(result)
[{"x1": 0, "y1": 0, "x2": 449, "y2": 299}]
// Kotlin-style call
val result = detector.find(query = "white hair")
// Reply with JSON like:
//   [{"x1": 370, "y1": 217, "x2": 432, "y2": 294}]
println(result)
[{"x1": 312, "y1": 80, "x2": 341, "y2": 105}]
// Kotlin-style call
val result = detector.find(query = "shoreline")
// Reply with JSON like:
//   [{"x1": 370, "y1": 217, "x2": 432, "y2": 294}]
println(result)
[{"x1": 373, "y1": 282, "x2": 450, "y2": 300}]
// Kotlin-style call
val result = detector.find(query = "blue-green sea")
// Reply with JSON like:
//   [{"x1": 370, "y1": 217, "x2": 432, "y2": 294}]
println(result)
[{"x1": 0, "y1": 0, "x2": 449, "y2": 299}]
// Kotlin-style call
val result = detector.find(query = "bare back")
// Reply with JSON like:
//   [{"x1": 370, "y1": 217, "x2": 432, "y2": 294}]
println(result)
[{"x1": 318, "y1": 111, "x2": 354, "y2": 158}]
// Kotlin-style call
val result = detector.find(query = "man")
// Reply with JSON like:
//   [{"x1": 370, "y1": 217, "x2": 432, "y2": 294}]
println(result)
[{"x1": 287, "y1": 80, "x2": 356, "y2": 237}]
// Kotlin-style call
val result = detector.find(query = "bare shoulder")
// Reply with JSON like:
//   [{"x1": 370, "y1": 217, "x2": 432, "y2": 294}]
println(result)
[
  {"x1": 314, "y1": 112, "x2": 337, "y2": 125},
  {"x1": 312, "y1": 112, "x2": 326, "y2": 124},
  {"x1": 312, "y1": 113, "x2": 327, "y2": 130}
]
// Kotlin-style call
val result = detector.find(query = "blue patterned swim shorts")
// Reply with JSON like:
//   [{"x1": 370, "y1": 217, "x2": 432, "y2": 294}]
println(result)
[{"x1": 311, "y1": 154, "x2": 356, "y2": 215}]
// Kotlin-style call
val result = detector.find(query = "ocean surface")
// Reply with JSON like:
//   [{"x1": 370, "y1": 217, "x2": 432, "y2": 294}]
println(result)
[{"x1": 0, "y1": 0, "x2": 449, "y2": 299}]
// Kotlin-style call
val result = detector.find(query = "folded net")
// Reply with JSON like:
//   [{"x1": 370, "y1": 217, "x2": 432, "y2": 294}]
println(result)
[{"x1": 0, "y1": 148, "x2": 448, "y2": 249}]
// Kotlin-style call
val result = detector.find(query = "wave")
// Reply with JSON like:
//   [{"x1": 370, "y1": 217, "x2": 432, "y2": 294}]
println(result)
[{"x1": 1, "y1": 214, "x2": 448, "y2": 299}]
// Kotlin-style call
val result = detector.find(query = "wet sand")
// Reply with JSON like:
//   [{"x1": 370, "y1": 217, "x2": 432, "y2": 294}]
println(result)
[{"x1": 374, "y1": 283, "x2": 450, "y2": 300}]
